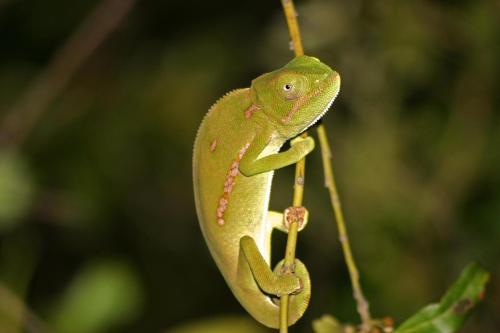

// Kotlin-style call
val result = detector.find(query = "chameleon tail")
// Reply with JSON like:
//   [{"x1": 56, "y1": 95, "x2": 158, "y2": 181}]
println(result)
[
  {"x1": 248, "y1": 258, "x2": 311, "y2": 328},
  {"x1": 272, "y1": 258, "x2": 311, "y2": 328},
  {"x1": 236, "y1": 235, "x2": 311, "y2": 328}
]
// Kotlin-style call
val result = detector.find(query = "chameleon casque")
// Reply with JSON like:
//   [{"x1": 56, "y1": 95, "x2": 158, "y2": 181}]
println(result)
[{"x1": 193, "y1": 55, "x2": 340, "y2": 328}]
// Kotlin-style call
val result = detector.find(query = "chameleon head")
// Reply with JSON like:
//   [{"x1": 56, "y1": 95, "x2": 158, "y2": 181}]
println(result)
[{"x1": 250, "y1": 55, "x2": 340, "y2": 137}]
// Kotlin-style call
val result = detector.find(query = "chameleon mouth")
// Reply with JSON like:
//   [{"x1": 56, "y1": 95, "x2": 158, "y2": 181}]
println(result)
[
  {"x1": 281, "y1": 72, "x2": 339, "y2": 125},
  {"x1": 303, "y1": 75, "x2": 340, "y2": 132}
]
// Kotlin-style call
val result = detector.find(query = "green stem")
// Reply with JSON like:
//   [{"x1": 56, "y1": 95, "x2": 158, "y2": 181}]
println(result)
[
  {"x1": 279, "y1": 0, "x2": 305, "y2": 332},
  {"x1": 281, "y1": 0, "x2": 304, "y2": 56},
  {"x1": 317, "y1": 124, "x2": 372, "y2": 332}
]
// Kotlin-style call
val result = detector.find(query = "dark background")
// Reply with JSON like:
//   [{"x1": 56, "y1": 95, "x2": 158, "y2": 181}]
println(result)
[{"x1": 0, "y1": 0, "x2": 499, "y2": 332}]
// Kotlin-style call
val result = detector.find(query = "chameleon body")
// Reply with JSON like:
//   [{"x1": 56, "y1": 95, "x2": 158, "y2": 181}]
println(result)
[{"x1": 193, "y1": 56, "x2": 340, "y2": 328}]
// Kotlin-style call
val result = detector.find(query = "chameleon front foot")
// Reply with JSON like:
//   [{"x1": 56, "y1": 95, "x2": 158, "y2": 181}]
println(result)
[{"x1": 284, "y1": 206, "x2": 309, "y2": 231}]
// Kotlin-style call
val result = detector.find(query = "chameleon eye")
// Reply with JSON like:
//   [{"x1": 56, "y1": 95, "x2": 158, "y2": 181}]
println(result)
[{"x1": 283, "y1": 83, "x2": 293, "y2": 91}]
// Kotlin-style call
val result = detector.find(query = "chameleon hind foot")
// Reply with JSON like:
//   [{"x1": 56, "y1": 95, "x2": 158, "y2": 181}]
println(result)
[
  {"x1": 271, "y1": 258, "x2": 310, "y2": 308},
  {"x1": 284, "y1": 206, "x2": 308, "y2": 232},
  {"x1": 240, "y1": 235, "x2": 301, "y2": 296}
]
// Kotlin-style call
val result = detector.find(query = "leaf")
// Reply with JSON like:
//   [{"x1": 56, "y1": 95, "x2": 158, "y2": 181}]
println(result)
[
  {"x1": 48, "y1": 260, "x2": 143, "y2": 333},
  {"x1": 165, "y1": 315, "x2": 271, "y2": 333},
  {"x1": 312, "y1": 314, "x2": 345, "y2": 333},
  {"x1": 0, "y1": 149, "x2": 34, "y2": 230},
  {"x1": 394, "y1": 262, "x2": 489, "y2": 333}
]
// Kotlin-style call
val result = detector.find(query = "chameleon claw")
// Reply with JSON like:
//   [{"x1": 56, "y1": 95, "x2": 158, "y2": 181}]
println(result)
[
  {"x1": 273, "y1": 260, "x2": 302, "y2": 296},
  {"x1": 291, "y1": 277, "x2": 304, "y2": 295},
  {"x1": 279, "y1": 261, "x2": 296, "y2": 275},
  {"x1": 289, "y1": 136, "x2": 315, "y2": 156},
  {"x1": 284, "y1": 206, "x2": 308, "y2": 231}
]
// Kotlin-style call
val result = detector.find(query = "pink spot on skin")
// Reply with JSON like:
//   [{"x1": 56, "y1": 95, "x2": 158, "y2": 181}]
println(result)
[
  {"x1": 210, "y1": 139, "x2": 217, "y2": 152},
  {"x1": 244, "y1": 104, "x2": 259, "y2": 119},
  {"x1": 238, "y1": 143, "x2": 250, "y2": 158},
  {"x1": 215, "y1": 142, "x2": 251, "y2": 226},
  {"x1": 230, "y1": 168, "x2": 238, "y2": 177}
]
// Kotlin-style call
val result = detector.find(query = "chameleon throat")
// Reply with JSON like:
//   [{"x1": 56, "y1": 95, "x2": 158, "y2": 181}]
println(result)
[
  {"x1": 281, "y1": 72, "x2": 336, "y2": 124},
  {"x1": 216, "y1": 142, "x2": 251, "y2": 226}
]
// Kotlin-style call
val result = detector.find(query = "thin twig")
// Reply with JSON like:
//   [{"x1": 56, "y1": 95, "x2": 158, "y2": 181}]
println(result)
[
  {"x1": 279, "y1": 163, "x2": 304, "y2": 332},
  {"x1": 0, "y1": 0, "x2": 136, "y2": 147},
  {"x1": 281, "y1": 0, "x2": 304, "y2": 56},
  {"x1": 317, "y1": 124, "x2": 372, "y2": 332},
  {"x1": 279, "y1": 0, "x2": 305, "y2": 332}
]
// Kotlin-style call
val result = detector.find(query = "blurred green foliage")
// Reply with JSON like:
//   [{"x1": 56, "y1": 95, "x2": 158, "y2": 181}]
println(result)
[
  {"x1": 0, "y1": 150, "x2": 34, "y2": 227},
  {"x1": 0, "y1": 0, "x2": 499, "y2": 332},
  {"x1": 166, "y1": 316, "x2": 270, "y2": 333},
  {"x1": 47, "y1": 260, "x2": 143, "y2": 333}
]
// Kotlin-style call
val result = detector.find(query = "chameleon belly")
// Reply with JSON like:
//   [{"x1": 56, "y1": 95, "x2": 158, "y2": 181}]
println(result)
[{"x1": 193, "y1": 89, "x2": 276, "y2": 279}]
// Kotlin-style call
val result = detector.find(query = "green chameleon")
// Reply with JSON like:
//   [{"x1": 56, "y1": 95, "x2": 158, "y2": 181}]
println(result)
[{"x1": 193, "y1": 55, "x2": 340, "y2": 328}]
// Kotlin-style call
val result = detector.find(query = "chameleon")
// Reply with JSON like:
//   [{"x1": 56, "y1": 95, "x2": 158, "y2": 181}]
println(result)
[{"x1": 193, "y1": 55, "x2": 340, "y2": 328}]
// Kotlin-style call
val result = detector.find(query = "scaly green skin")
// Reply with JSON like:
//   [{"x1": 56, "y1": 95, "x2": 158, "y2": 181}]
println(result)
[{"x1": 193, "y1": 55, "x2": 340, "y2": 328}]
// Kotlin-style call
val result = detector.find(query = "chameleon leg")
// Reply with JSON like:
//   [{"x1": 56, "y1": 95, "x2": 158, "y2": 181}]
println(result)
[
  {"x1": 239, "y1": 135, "x2": 315, "y2": 176},
  {"x1": 240, "y1": 235, "x2": 301, "y2": 296},
  {"x1": 268, "y1": 207, "x2": 309, "y2": 233}
]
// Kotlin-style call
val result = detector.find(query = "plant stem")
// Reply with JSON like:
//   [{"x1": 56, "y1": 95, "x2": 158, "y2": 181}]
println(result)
[
  {"x1": 279, "y1": 159, "x2": 304, "y2": 332},
  {"x1": 280, "y1": 1, "x2": 372, "y2": 331},
  {"x1": 317, "y1": 124, "x2": 372, "y2": 332},
  {"x1": 281, "y1": 0, "x2": 304, "y2": 56},
  {"x1": 279, "y1": 0, "x2": 304, "y2": 332}
]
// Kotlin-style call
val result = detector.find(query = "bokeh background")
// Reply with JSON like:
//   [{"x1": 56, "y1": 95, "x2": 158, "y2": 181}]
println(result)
[{"x1": 0, "y1": 0, "x2": 499, "y2": 332}]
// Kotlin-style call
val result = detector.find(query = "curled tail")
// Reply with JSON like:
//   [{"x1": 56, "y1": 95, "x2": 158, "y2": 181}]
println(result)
[{"x1": 249, "y1": 258, "x2": 311, "y2": 328}]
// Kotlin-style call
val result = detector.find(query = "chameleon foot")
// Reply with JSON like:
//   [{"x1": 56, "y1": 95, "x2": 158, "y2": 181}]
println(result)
[{"x1": 284, "y1": 206, "x2": 308, "y2": 232}]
